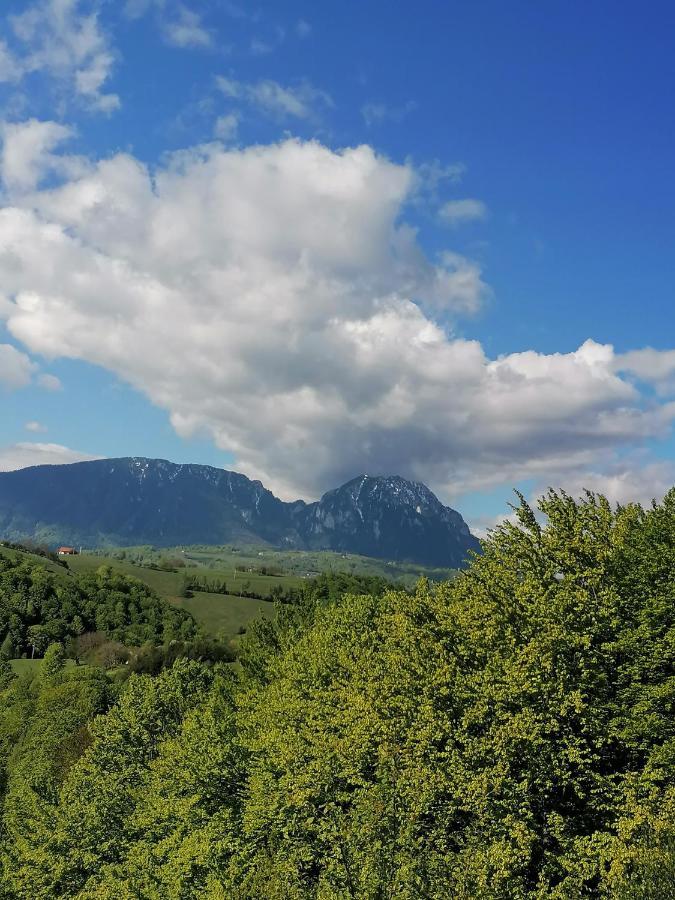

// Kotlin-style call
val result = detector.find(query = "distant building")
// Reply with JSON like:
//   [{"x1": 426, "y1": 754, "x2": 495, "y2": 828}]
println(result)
[{"x1": 57, "y1": 546, "x2": 78, "y2": 555}]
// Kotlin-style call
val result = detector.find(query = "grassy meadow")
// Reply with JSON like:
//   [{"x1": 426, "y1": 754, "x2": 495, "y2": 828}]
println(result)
[
  {"x1": 9, "y1": 658, "x2": 76, "y2": 675},
  {"x1": 65, "y1": 551, "x2": 298, "y2": 638}
]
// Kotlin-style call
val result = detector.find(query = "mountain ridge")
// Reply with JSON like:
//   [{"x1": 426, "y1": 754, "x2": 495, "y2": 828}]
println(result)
[{"x1": 0, "y1": 457, "x2": 480, "y2": 568}]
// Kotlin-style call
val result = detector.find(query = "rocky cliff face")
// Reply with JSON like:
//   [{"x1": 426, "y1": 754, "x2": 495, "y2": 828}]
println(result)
[
  {"x1": 298, "y1": 475, "x2": 480, "y2": 567},
  {"x1": 0, "y1": 458, "x2": 480, "y2": 567}
]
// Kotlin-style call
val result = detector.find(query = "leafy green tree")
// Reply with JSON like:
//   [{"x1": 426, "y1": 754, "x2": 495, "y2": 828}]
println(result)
[
  {"x1": 0, "y1": 660, "x2": 13, "y2": 692},
  {"x1": 0, "y1": 664, "x2": 114, "y2": 896},
  {"x1": 79, "y1": 672, "x2": 244, "y2": 897},
  {"x1": 41, "y1": 643, "x2": 66, "y2": 680},
  {"x1": 4, "y1": 661, "x2": 215, "y2": 898},
  {"x1": 0, "y1": 636, "x2": 13, "y2": 662},
  {"x1": 0, "y1": 490, "x2": 674, "y2": 897},
  {"x1": 229, "y1": 491, "x2": 675, "y2": 896},
  {"x1": 0, "y1": 555, "x2": 196, "y2": 659}
]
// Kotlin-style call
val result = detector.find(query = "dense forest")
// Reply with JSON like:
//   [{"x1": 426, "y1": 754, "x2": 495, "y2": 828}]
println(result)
[
  {"x1": 0, "y1": 490, "x2": 674, "y2": 897},
  {"x1": 0, "y1": 557, "x2": 197, "y2": 658}
]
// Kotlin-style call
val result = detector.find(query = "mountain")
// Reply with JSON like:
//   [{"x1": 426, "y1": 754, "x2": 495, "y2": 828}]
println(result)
[
  {"x1": 300, "y1": 475, "x2": 479, "y2": 566},
  {"x1": 0, "y1": 458, "x2": 480, "y2": 568}
]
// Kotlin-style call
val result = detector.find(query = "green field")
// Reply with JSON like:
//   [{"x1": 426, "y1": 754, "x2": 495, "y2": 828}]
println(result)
[
  {"x1": 65, "y1": 553, "x2": 296, "y2": 636},
  {"x1": 171, "y1": 591, "x2": 274, "y2": 636},
  {"x1": 9, "y1": 658, "x2": 43, "y2": 675},
  {"x1": 1, "y1": 543, "x2": 276, "y2": 638},
  {"x1": 66, "y1": 552, "x2": 304, "y2": 597},
  {"x1": 79, "y1": 544, "x2": 455, "y2": 589},
  {"x1": 2, "y1": 540, "x2": 447, "y2": 639},
  {"x1": 9, "y1": 658, "x2": 76, "y2": 675}
]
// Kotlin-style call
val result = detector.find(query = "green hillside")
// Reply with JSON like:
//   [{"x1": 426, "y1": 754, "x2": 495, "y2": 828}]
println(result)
[
  {"x1": 66, "y1": 551, "x2": 300, "y2": 638},
  {"x1": 1, "y1": 541, "x2": 417, "y2": 641},
  {"x1": 0, "y1": 542, "x2": 70, "y2": 578}
]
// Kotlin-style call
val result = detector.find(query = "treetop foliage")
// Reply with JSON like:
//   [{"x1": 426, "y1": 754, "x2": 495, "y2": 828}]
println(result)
[
  {"x1": 0, "y1": 559, "x2": 196, "y2": 659},
  {"x1": 0, "y1": 489, "x2": 673, "y2": 897}
]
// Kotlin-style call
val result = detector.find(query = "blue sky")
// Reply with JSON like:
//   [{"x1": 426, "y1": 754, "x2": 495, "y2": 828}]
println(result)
[{"x1": 1, "y1": 0, "x2": 675, "y2": 530}]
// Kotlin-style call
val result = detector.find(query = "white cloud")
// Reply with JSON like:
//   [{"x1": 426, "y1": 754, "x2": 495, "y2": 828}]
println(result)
[
  {"x1": 0, "y1": 39, "x2": 20, "y2": 83},
  {"x1": 552, "y1": 459, "x2": 675, "y2": 509},
  {"x1": 8, "y1": 0, "x2": 120, "y2": 113},
  {"x1": 213, "y1": 113, "x2": 239, "y2": 142},
  {"x1": 439, "y1": 198, "x2": 488, "y2": 226},
  {"x1": 0, "y1": 343, "x2": 35, "y2": 389},
  {"x1": 25, "y1": 420, "x2": 47, "y2": 432},
  {"x1": 0, "y1": 119, "x2": 81, "y2": 194},
  {"x1": 361, "y1": 100, "x2": 417, "y2": 127},
  {"x1": 37, "y1": 373, "x2": 63, "y2": 391},
  {"x1": 469, "y1": 457, "x2": 675, "y2": 538},
  {"x1": 216, "y1": 76, "x2": 332, "y2": 121},
  {"x1": 412, "y1": 159, "x2": 467, "y2": 207},
  {"x1": 0, "y1": 133, "x2": 673, "y2": 502},
  {"x1": 123, "y1": 1, "x2": 213, "y2": 49},
  {"x1": 0, "y1": 442, "x2": 101, "y2": 471},
  {"x1": 215, "y1": 76, "x2": 240, "y2": 99},
  {"x1": 162, "y1": 4, "x2": 212, "y2": 47},
  {"x1": 615, "y1": 347, "x2": 675, "y2": 394}
]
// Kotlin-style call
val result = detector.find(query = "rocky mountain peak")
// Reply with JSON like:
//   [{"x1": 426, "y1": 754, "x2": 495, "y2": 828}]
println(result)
[{"x1": 0, "y1": 458, "x2": 480, "y2": 568}]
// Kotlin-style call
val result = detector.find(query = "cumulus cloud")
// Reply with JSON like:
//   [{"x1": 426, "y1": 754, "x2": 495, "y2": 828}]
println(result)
[
  {"x1": 439, "y1": 198, "x2": 488, "y2": 226},
  {"x1": 216, "y1": 76, "x2": 332, "y2": 121},
  {"x1": 0, "y1": 119, "x2": 84, "y2": 194},
  {"x1": 0, "y1": 442, "x2": 101, "y2": 471},
  {"x1": 615, "y1": 347, "x2": 675, "y2": 394},
  {"x1": 0, "y1": 343, "x2": 35, "y2": 389},
  {"x1": 469, "y1": 456, "x2": 675, "y2": 538},
  {"x1": 7, "y1": 0, "x2": 119, "y2": 113},
  {"x1": 0, "y1": 130, "x2": 673, "y2": 501},
  {"x1": 552, "y1": 459, "x2": 675, "y2": 509}
]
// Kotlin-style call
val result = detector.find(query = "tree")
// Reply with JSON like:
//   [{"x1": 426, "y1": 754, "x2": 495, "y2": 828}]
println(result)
[
  {"x1": 0, "y1": 634, "x2": 14, "y2": 661},
  {"x1": 0, "y1": 555, "x2": 197, "y2": 658},
  {"x1": 4, "y1": 661, "x2": 215, "y2": 897},
  {"x1": 41, "y1": 643, "x2": 66, "y2": 680},
  {"x1": 0, "y1": 659, "x2": 14, "y2": 691},
  {"x1": 1, "y1": 490, "x2": 674, "y2": 897},
  {"x1": 0, "y1": 664, "x2": 114, "y2": 897},
  {"x1": 26, "y1": 626, "x2": 50, "y2": 659}
]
